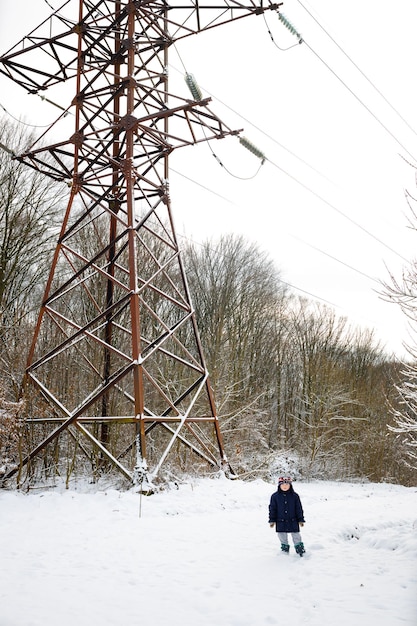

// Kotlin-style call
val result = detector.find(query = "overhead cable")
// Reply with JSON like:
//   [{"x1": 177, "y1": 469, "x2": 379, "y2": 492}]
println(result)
[
  {"x1": 168, "y1": 56, "x2": 409, "y2": 265},
  {"x1": 267, "y1": 156, "x2": 410, "y2": 263},
  {"x1": 170, "y1": 62, "x2": 335, "y2": 186},
  {"x1": 170, "y1": 161, "x2": 407, "y2": 278},
  {"x1": 295, "y1": 0, "x2": 417, "y2": 140},
  {"x1": 302, "y1": 40, "x2": 417, "y2": 164},
  {"x1": 170, "y1": 167, "x2": 235, "y2": 205},
  {"x1": 288, "y1": 233, "x2": 380, "y2": 284},
  {"x1": 275, "y1": 279, "x2": 339, "y2": 308},
  {"x1": 0, "y1": 102, "x2": 52, "y2": 129}
]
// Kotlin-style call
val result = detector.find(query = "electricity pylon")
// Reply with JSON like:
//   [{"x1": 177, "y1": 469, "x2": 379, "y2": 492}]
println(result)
[{"x1": 0, "y1": 0, "x2": 282, "y2": 486}]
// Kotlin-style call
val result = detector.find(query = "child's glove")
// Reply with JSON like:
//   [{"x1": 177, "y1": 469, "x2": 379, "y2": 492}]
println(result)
[
  {"x1": 299, "y1": 522, "x2": 305, "y2": 527},
  {"x1": 269, "y1": 523, "x2": 275, "y2": 528}
]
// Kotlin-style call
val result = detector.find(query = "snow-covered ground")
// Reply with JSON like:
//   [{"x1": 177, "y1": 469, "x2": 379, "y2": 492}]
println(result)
[{"x1": 1, "y1": 477, "x2": 416, "y2": 626}]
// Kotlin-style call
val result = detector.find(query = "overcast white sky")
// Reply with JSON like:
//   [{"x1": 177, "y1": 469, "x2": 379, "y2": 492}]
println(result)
[{"x1": 1, "y1": 0, "x2": 417, "y2": 358}]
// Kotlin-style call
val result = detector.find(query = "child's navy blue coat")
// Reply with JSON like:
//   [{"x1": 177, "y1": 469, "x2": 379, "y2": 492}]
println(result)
[{"x1": 268, "y1": 485, "x2": 305, "y2": 533}]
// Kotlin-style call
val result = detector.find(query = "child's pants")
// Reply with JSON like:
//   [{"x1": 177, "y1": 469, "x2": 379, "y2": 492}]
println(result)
[{"x1": 278, "y1": 531, "x2": 302, "y2": 545}]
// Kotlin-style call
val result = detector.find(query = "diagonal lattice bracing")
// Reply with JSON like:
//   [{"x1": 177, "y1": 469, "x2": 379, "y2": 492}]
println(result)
[{"x1": 0, "y1": 0, "x2": 282, "y2": 486}]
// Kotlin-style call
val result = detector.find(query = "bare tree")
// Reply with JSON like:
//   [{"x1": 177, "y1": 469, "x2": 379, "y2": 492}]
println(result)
[
  {"x1": 0, "y1": 118, "x2": 65, "y2": 397},
  {"x1": 388, "y1": 363, "x2": 417, "y2": 469},
  {"x1": 183, "y1": 236, "x2": 406, "y2": 482},
  {"x1": 382, "y1": 228, "x2": 417, "y2": 473},
  {"x1": 184, "y1": 234, "x2": 288, "y2": 469}
]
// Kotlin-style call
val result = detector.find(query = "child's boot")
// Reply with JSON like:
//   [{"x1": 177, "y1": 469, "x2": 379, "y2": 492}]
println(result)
[
  {"x1": 294, "y1": 542, "x2": 305, "y2": 557},
  {"x1": 280, "y1": 543, "x2": 290, "y2": 554}
]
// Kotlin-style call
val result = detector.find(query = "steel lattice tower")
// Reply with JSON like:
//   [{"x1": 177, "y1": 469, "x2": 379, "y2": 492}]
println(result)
[{"x1": 0, "y1": 0, "x2": 282, "y2": 486}]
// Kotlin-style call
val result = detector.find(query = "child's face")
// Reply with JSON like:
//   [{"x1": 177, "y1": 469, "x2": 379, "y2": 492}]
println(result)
[{"x1": 280, "y1": 482, "x2": 291, "y2": 491}]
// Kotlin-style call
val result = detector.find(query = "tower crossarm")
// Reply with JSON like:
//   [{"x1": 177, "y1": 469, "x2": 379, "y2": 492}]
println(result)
[
  {"x1": 0, "y1": 0, "x2": 279, "y2": 483},
  {"x1": 10, "y1": 96, "x2": 242, "y2": 183},
  {"x1": 0, "y1": 0, "x2": 283, "y2": 93}
]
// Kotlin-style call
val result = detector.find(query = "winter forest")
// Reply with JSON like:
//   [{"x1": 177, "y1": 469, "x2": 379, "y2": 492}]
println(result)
[{"x1": 0, "y1": 118, "x2": 416, "y2": 490}]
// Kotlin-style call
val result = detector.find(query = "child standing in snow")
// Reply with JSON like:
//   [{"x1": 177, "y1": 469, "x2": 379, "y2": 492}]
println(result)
[{"x1": 269, "y1": 476, "x2": 306, "y2": 556}]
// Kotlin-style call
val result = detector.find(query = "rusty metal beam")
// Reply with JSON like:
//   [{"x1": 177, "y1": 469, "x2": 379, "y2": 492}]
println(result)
[{"x1": 0, "y1": 0, "x2": 283, "y2": 486}]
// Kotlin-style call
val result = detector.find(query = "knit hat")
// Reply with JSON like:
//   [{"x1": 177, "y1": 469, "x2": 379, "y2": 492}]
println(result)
[{"x1": 278, "y1": 476, "x2": 292, "y2": 485}]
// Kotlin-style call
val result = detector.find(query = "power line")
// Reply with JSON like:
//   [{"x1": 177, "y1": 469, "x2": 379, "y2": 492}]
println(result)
[
  {"x1": 295, "y1": 0, "x2": 417, "y2": 140},
  {"x1": 279, "y1": 279, "x2": 339, "y2": 308},
  {"x1": 0, "y1": 102, "x2": 52, "y2": 129},
  {"x1": 300, "y1": 38, "x2": 417, "y2": 164},
  {"x1": 288, "y1": 233, "x2": 380, "y2": 284},
  {"x1": 170, "y1": 60, "x2": 409, "y2": 264},
  {"x1": 0, "y1": 97, "x2": 71, "y2": 129},
  {"x1": 169, "y1": 62, "x2": 336, "y2": 187},
  {"x1": 4, "y1": 33, "x2": 409, "y2": 268},
  {"x1": 170, "y1": 147, "x2": 409, "y2": 339},
  {"x1": 176, "y1": 226, "x2": 395, "y2": 346},
  {"x1": 170, "y1": 158, "x2": 405, "y2": 284},
  {"x1": 170, "y1": 167, "x2": 235, "y2": 205},
  {"x1": 0, "y1": 8, "x2": 410, "y2": 337},
  {"x1": 266, "y1": 157, "x2": 409, "y2": 263},
  {"x1": 269, "y1": 1, "x2": 417, "y2": 162},
  {"x1": 174, "y1": 228, "x2": 341, "y2": 309},
  {"x1": 206, "y1": 138, "x2": 265, "y2": 180},
  {"x1": 168, "y1": 56, "x2": 411, "y2": 266}
]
